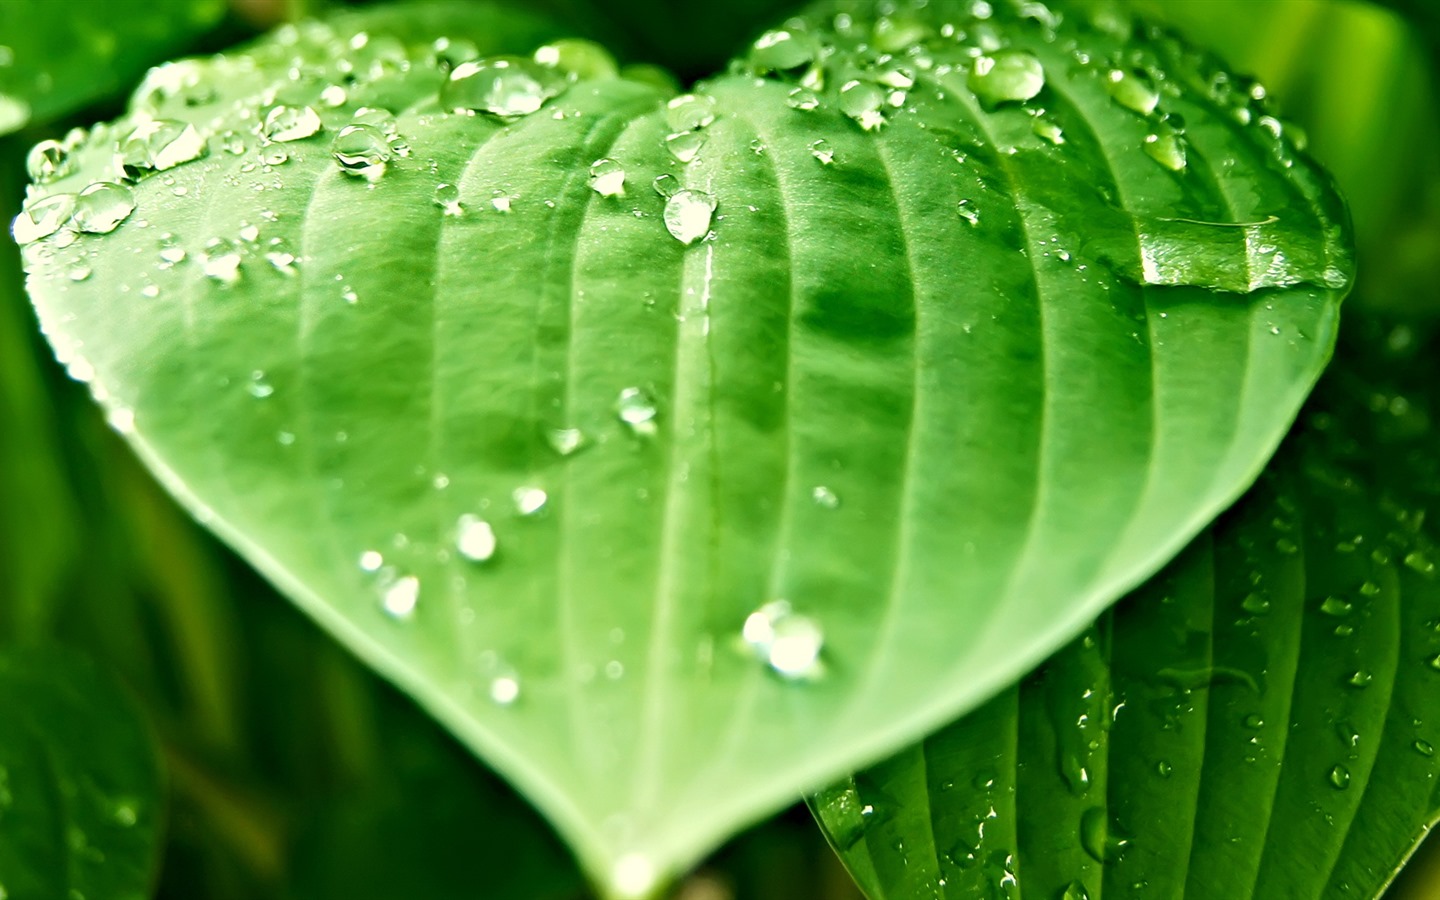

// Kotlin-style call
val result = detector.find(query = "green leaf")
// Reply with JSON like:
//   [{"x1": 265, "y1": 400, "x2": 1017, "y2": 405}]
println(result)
[
  {"x1": 0, "y1": 646, "x2": 164, "y2": 900},
  {"x1": 812, "y1": 316, "x2": 1440, "y2": 900},
  {"x1": 0, "y1": 0, "x2": 226, "y2": 135},
  {"x1": 17, "y1": 0, "x2": 1353, "y2": 891}
]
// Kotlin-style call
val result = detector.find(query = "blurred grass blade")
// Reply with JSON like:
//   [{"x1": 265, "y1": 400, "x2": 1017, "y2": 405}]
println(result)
[
  {"x1": 19, "y1": 0, "x2": 1353, "y2": 891},
  {"x1": 813, "y1": 316, "x2": 1440, "y2": 900}
]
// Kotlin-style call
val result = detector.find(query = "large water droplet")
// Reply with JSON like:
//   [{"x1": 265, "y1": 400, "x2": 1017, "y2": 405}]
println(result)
[
  {"x1": 73, "y1": 183, "x2": 136, "y2": 234},
  {"x1": 663, "y1": 189, "x2": 716, "y2": 246},
  {"x1": 750, "y1": 29, "x2": 817, "y2": 73},
  {"x1": 839, "y1": 79, "x2": 887, "y2": 131},
  {"x1": 1320, "y1": 596, "x2": 1353, "y2": 616},
  {"x1": 1143, "y1": 121, "x2": 1187, "y2": 171},
  {"x1": 968, "y1": 51, "x2": 1046, "y2": 106},
  {"x1": 359, "y1": 550, "x2": 384, "y2": 572},
  {"x1": 809, "y1": 139, "x2": 835, "y2": 165},
  {"x1": 200, "y1": 237, "x2": 242, "y2": 285},
  {"x1": 456, "y1": 514, "x2": 497, "y2": 562},
  {"x1": 442, "y1": 57, "x2": 564, "y2": 118},
  {"x1": 26, "y1": 140, "x2": 72, "y2": 183},
  {"x1": 1106, "y1": 69, "x2": 1159, "y2": 116},
  {"x1": 332, "y1": 123, "x2": 391, "y2": 180},
  {"x1": 742, "y1": 600, "x2": 825, "y2": 680},
  {"x1": 534, "y1": 38, "x2": 618, "y2": 81},
  {"x1": 433, "y1": 182, "x2": 463, "y2": 215},
  {"x1": 261, "y1": 105, "x2": 323, "y2": 142},
  {"x1": 12, "y1": 193, "x2": 76, "y2": 244},
  {"x1": 513, "y1": 486, "x2": 548, "y2": 516},
  {"x1": 381, "y1": 574, "x2": 420, "y2": 619},
  {"x1": 116, "y1": 119, "x2": 206, "y2": 178},
  {"x1": 1329, "y1": 764, "x2": 1351, "y2": 789},
  {"x1": 665, "y1": 130, "x2": 707, "y2": 164},
  {"x1": 1080, "y1": 807, "x2": 1128, "y2": 863},
  {"x1": 589, "y1": 158, "x2": 626, "y2": 197},
  {"x1": 665, "y1": 93, "x2": 718, "y2": 132},
  {"x1": 616, "y1": 386, "x2": 659, "y2": 435}
]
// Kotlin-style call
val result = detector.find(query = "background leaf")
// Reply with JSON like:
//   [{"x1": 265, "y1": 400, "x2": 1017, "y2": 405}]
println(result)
[
  {"x1": 0, "y1": 0, "x2": 228, "y2": 135},
  {"x1": 812, "y1": 314, "x2": 1440, "y2": 900},
  {"x1": 0, "y1": 646, "x2": 164, "y2": 900},
  {"x1": 18, "y1": 0, "x2": 1353, "y2": 890}
]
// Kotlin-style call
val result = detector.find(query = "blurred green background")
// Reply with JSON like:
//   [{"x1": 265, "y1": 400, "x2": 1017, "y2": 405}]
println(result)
[{"x1": 1, "y1": 0, "x2": 1437, "y2": 897}]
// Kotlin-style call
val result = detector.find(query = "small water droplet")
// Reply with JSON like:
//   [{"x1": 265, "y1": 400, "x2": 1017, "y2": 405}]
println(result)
[
  {"x1": 1241, "y1": 592, "x2": 1270, "y2": 615},
  {"x1": 66, "y1": 263, "x2": 91, "y2": 282},
  {"x1": 1080, "y1": 807, "x2": 1128, "y2": 863},
  {"x1": 653, "y1": 173, "x2": 680, "y2": 198},
  {"x1": 589, "y1": 158, "x2": 626, "y2": 197},
  {"x1": 1062, "y1": 881, "x2": 1090, "y2": 900},
  {"x1": 1320, "y1": 596, "x2": 1353, "y2": 616},
  {"x1": 513, "y1": 486, "x2": 548, "y2": 516},
  {"x1": 547, "y1": 427, "x2": 586, "y2": 456},
  {"x1": 1416, "y1": 740, "x2": 1436, "y2": 757},
  {"x1": 1243, "y1": 713, "x2": 1265, "y2": 729},
  {"x1": 1143, "y1": 121, "x2": 1187, "y2": 171},
  {"x1": 456, "y1": 514, "x2": 497, "y2": 562},
  {"x1": 1032, "y1": 116, "x2": 1065, "y2": 144},
  {"x1": 742, "y1": 600, "x2": 825, "y2": 680},
  {"x1": 247, "y1": 371, "x2": 274, "y2": 398},
  {"x1": 663, "y1": 189, "x2": 716, "y2": 245},
  {"x1": 1328, "y1": 764, "x2": 1351, "y2": 790},
  {"x1": 27, "y1": 140, "x2": 72, "y2": 183},
  {"x1": 969, "y1": 50, "x2": 1046, "y2": 106},
  {"x1": 490, "y1": 192, "x2": 512, "y2": 213},
  {"x1": 1107, "y1": 69, "x2": 1159, "y2": 116},
  {"x1": 665, "y1": 130, "x2": 707, "y2": 164},
  {"x1": 73, "y1": 182, "x2": 136, "y2": 234},
  {"x1": 811, "y1": 485, "x2": 840, "y2": 509},
  {"x1": 1405, "y1": 551, "x2": 1436, "y2": 576},
  {"x1": 1348, "y1": 670, "x2": 1373, "y2": 688},
  {"x1": 200, "y1": 237, "x2": 241, "y2": 285},
  {"x1": 616, "y1": 386, "x2": 659, "y2": 435},
  {"x1": 1427, "y1": 653, "x2": 1440, "y2": 672},
  {"x1": 957, "y1": 199, "x2": 980, "y2": 226},
  {"x1": 261, "y1": 105, "x2": 322, "y2": 142},
  {"x1": 839, "y1": 79, "x2": 887, "y2": 130},
  {"x1": 433, "y1": 182, "x2": 463, "y2": 215},
  {"x1": 381, "y1": 574, "x2": 420, "y2": 619},
  {"x1": 1156, "y1": 760, "x2": 1173, "y2": 778},
  {"x1": 332, "y1": 123, "x2": 391, "y2": 180},
  {"x1": 809, "y1": 138, "x2": 835, "y2": 165},
  {"x1": 359, "y1": 550, "x2": 384, "y2": 572},
  {"x1": 442, "y1": 57, "x2": 565, "y2": 118},
  {"x1": 787, "y1": 87, "x2": 821, "y2": 111},
  {"x1": 320, "y1": 84, "x2": 348, "y2": 107},
  {"x1": 665, "y1": 93, "x2": 719, "y2": 132}
]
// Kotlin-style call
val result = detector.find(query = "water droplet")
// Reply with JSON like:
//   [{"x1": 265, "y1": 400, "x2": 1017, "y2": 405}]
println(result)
[
  {"x1": 533, "y1": 38, "x2": 618, "y2": 81},
  {"x1": 1079, "y1": 807, "x2": 1128, "y2": 863},
  {"x1": 547, "y1": 427, "x2": 586, "y2": 456},
  {"x1": 246, "y1": 371, "x2": 274, "y2": 398},
  {"x1": 261, "y1": 105, "x2": 322, "y2": 142},
  {"x1": 200, "y1": 237, "x2": 242, "y2": 285},
  {"x1": 382, "y1": 574, "x2": 420, "y2": 619},
  {"x1": 663, "y1": 189, "x2": 716, "y2": 246},
  {"x1": 320, "y1": 85, "x2": 348, "y2": 107},
  {"x1": 1348, "y1": 670, "x2": 1373, "y2": 688},
  {"x1": 456, "y1": 514, "x2": 497, "y2": 562},
  {"x1": 1328, "y1": 764, "x2": 1351, "y2": 789},
  {"x1": 1416, "y1": 740, "x2": 1436, "y2": 757},
  {"x1": 73, "y1": 182, "x2": 136, "y2": 234},
  {"x1": 1241, "y1": 592, "x2": 1270, "y2": 615},
  {"x1": 26, "y1": 140, "x2": 72, "y2": 183},
  {"x1": 665, "y1": 93, "x2": 719, "y2": 132},
  {"x1": 513, "y1": 486, "x2": 548, "y2": 516},
  {"x1": 1405, "y1": 552, "x2": 1436, "y2": 576},
  {"x1": 12, "y1": 193, "x2": 76, "y2": 244},
  {"x1": 490, "y1": 192, "x2": 512, "y2": 213},
  {"x1": 957, "y1": 199, "x2": 980, "y2": 226},
  {"x1": 1243, "y1": 713, "x2": 1265, "y2": 729},
  {"x1": 433, "y1": 182, "x2": 463, "y2": 215},
  {"x1": 1155, "y1": 760, "x2": 1173, "y2": 778},
  {"x1": 1428, "y1": 654, "x2": 1440, "y2": 672},
  {"x1": 1107, "y1": 69, "x2": 1159, "y2": 116},
  {"x1": 116, "y1": 119, "x2": 207, "y2": 177},
  {"x1": 331, "y1": 124, "x2": 391, "y2": 180},
  {"x1": 787, "y1": 87, "x2": 821, "y2": 111},
  {"x1": 1062, "y1": 882, "x2": 1090, "y2": 900},
  {"x1": 106, "y1": 407, "x2": 135, "y2": 434},
  {"x1": 839, "y1": 79, "x2": 887, "y2": 130},
  {"x1": 66, "y1": 263, "x2": 91, "y2": 282},
  {"x1": 616, "y1": 386, "x2": 659, "y2": 435},
  {"x1": 809, "y1": 139, "x2": 835, "y2": 165},
  {"x1": 652, "y1": 174, "x2": 680, "y2": 198},
  {"x1": 589, "y1": 158, "x2": 626, "y2": 197},
  {"x1": 112, "y1": 801, "x2": 138, "y2": 827},
  {"x1": 665, "y1": 130, "x2": 707, "y2": 163},
  {"x1": 1143, "y1": 121, "x2": 1187, "y2": 171},
  {"x1": 742, "y1": 600, "x2": 825, "y2": 680},
  {"x1": 1320, "y1": 596, "x2": 1353, "y2": 616},
  {"x1": 1032, "y1": 117, "x2": 1065, "y2": 144},
  {"x1": 441, "y1": 57, "x2": 564, "y2": 118},
  {"x1": 359, "y1": 550, "x2": 384, "y2": 572},
  {"x1": 611, "y1": 853, "x2": 657, "y2": 900},
  {"x1": 968, "y1": 51, "x2": 1046, "y2": 106},
  {"x1": 811, "y1": 485, "x2": 840, "y2": 509},
  {"x1": 751, "y1": 29, "x2": 817, "y2": 73},
  {"x1": 489, "y1": 671, "x2": 521, "y2": 705}
]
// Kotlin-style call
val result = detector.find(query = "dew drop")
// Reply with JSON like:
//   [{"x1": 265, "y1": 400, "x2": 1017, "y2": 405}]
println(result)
[
  {"x1": 1107, "y1": 69, "x2": 1160, "y2": 116},
  {"x1": 456, "y1": 514, "x2": 497, "y2": 562},
  {"x1": 382, "y1": 574, "x2": 420, "y2": 619},
  {"x1": 433, "y1": 182, "x2": 463, "y2": 215},
  {"x1": 1143, "y1": 121, "x2": 1187, "y2": 171},
  {"x1": 513, "y1": 486, "x2": 548, "y2": 516},
  {"x1": 1405, "y1": 551, "x2": 1436, "y2": 576},
  {"x1": 72, "y1": 183, "x2": 136, "y2": 234},
  {"x1": 743, "y1": 600, "x2": 825, "y2": 680},
  {"x1": 839, "y1": 79, "x2": 887, "y2": 131},
  {"x1": 359, "y1": 550, "x2": 384, "y2": 572},
  {"x1": 1241, "y1": 592, "x2": 1270, "y2": 615},
  {"x1": 1348, "y1": 670, "x2": 1373, "y2": 688},
  {"x1": 665, "y1": 93, "x2": 719, "y2": 132},
  {"x1": 331, "y1": 123, "x2": 391, "y2": 180},
  {"x1": 809, "y1": 139, "x2": 835, "y2": 165},
  {"x1": 26, "y1": 139, "x2": 72, "y2": 183},
  {"x1": 200, "y1": 237, "x2": 242, "y2": 286},
  {"x1": 616, "y1": 386, "x2": 659, "y2": 435},
  {"x1": 1155, "y1": 760, "x2": 1173, "y2": 778},
  {"x1": 261, "y1": 105, "x2": 322, "y2": 142},
  {"x1": 665, "y1": 130, "x2": 707, "y2": 164},
  {"x1": 750, "y1": 29, "x2": 817, "y2": 73},
  {"x1": 1320, "y1": 596, "x2": 1353, "y2": 616},
  {"x1": 490, "y1": 192, "x2": 512, "y2": 213},
  {"x1": 116, "y1": 119, "x2": 207, "y2": 177},
  {"x1": 1079, "y1": 807, "x2": 1128, "y2": 863},
  {"x1": 320, "y1": 85, "x2": 348, "y2": 107},
  {"x1": 1417, "y1": 740, "x2": 1436, "y2": 757},
  {"x1": 957, "y1": 199, "x2": 980, "y2": 226},
  {"x1": 12, "y1": 193, "x2": 76, "y2": 244},
  {"x1": 787, "y1": 87, "x2": 821, "y2": 111},
  {"x1": 489, "y1": 670, "x2": 521, "y2": 705},
  {"x1": 1062, "y1": 882, "x2": 1090, "y2": 900},
  {"x1": 968, "y1": 50, "x2": 1046, "y2": 106},
  {"x1": 1032, "y1": 117, "x2": 1065, "y2": 144},
  {"x1": 1328, "y1": 764, "x2": 1351, "y2": 790},
  {"x1": 533, "y1": 38, "x2": 618, "y2": 81},
  {"x1": 663, "y1": 189, "x2": 716, "y2": 245},
  {"x1": 246, "y1": 371, "x2": 274, "y2": 398},
  {"x1": 652, "y1": 173, "x2": 680, "y2": 199},
  {"x1": 441, "y1": 57, "x2": 564, "y2": 118},
  {"x1": 811, "y1": 485, "x2": 840, "y2": 509},
  {"x1": 66, "y1": 263, "x2": 91, "y2": 282},
  {"x1": 589, "y1": 158, "x2": 626, "y2": 197},
  {"x1": 547, "y1": 427, "x2": 586, "y2": 456}
]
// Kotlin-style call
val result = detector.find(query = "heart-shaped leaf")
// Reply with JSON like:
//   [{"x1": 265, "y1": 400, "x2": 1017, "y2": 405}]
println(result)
[
  {"x1": 0, "y1": 0, "x2": 225, "y2": 136},
  {"x1": 18, "y1": 0, "x2": 1353, "y2": 891},
  {"x1": 812, "y1": 316, "x2": 1440, "y2": 900},
  {"x1": 0, "y1": 646, "x2": 163, "y2": 900}
]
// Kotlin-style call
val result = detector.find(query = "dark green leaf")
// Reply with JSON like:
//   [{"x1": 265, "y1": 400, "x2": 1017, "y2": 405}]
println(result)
[
  {"x1": 0, "y1": 646, "x2": 164, "y2": 900},
  {"x1": 812, "y1": 317, "x2": 1440, "y2": 900},
  {"x1": 0, "y1": 0, "x2": 226, "y2": 135},
  {"x1": 18, "y1": 0, "x2": 1353, "y2": 890}
]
